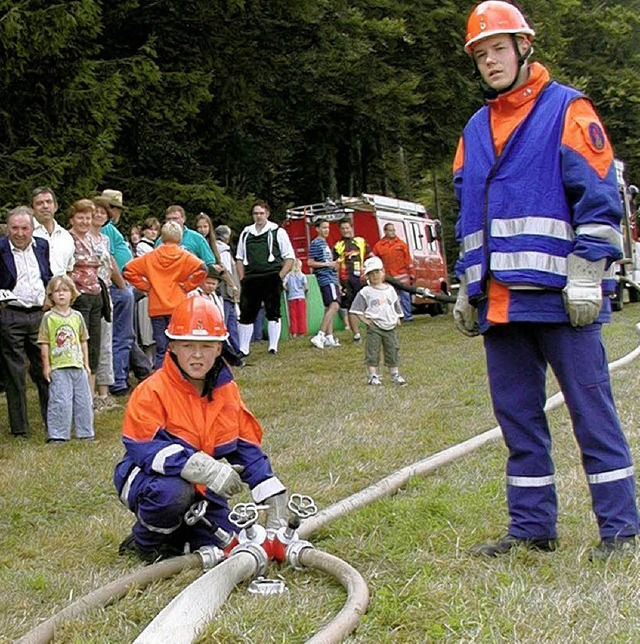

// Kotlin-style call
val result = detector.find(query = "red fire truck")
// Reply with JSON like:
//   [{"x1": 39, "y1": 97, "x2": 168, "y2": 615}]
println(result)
[{"x1": 284, "y1": 194, "x2": 450, "y2": 315}]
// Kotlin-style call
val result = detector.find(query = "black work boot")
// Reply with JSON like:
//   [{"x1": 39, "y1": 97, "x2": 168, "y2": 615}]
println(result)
[
  {"x1": 589, "y1": 535, "x2": 636, "y2": 561},
  {"x1": 118, "y1": 533, "x2": 183, "y2": 564},
  {"x1": 471, "y1": 534, "x2": 557, "y2": 557}
]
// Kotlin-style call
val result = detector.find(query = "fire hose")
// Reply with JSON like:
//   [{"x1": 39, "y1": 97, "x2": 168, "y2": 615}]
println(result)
[
  {"x1": 384, "y1": 275, "x2": 457, "y2": 303},
  {"x1": 16, "y1": 323, "x2": 640, "y2": 643}
]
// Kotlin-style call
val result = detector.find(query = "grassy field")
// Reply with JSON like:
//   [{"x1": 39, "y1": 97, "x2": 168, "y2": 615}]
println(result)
[{"x1": 2, "y1": 305, "x2": 640, "y2": 642}]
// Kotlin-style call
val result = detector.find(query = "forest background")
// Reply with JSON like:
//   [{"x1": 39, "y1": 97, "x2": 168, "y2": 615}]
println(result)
[{"x1": 1, "y1": 0, "x2": 639, "y2": 269}]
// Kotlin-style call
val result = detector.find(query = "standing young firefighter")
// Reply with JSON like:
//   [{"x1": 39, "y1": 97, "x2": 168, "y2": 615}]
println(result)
[{"x1": 453, "y1": 1, "x2": 638, "y2": 558}]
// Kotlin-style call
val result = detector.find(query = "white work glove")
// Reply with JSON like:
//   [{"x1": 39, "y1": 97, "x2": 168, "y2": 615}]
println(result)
[
  {"x1": 453, "y1": 276, "x2": 479, "y2": 337},
  {"x1": 181, "y1": 451, "x2": 243, "y2": 499},
  {"x1": 264, "y1": 491, "x2": 289, "y2": 532},
  {"x1": 562, "y1": 254, "x2": 605, "y2": 327}
]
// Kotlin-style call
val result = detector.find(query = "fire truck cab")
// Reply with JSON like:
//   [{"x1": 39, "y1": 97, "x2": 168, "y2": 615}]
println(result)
[
  {"x1": 612, "y1": 159, "x2": 640, "y2": 310},
  {"x1": 284, "y1": 193, "x2": 449, "y2": 314}
]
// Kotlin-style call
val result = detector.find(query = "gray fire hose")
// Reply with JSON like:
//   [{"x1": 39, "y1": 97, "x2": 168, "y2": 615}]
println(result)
[{"x1": 15, "y1": 554, "x2": 203, "y2": 644}]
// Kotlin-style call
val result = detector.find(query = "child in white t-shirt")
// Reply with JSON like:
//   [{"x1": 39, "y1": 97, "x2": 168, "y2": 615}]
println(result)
[{"x1": 349, "y1": 256, "x2": 406, "y2": 386}]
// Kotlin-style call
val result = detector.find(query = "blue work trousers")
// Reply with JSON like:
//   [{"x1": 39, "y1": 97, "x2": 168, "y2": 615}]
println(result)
[
  {"x1": 484, "y1": 322, "x2": 638, "y2": 540},
  {"x1": 115, "y1": 467, "x2": 235, "y2": 551},
  {"x1": 109, "y1": 285, "x2": 135, "y2": 393}
]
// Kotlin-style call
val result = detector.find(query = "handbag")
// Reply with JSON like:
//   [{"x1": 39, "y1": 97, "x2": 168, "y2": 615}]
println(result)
[{"x1": 98, "y1": 277, "x2": 112, "y2": 323}]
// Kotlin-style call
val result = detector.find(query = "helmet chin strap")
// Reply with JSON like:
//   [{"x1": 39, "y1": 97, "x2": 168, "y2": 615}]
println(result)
[{"x1": 473, "y1": 34, "x2": 533, "y2": 101}]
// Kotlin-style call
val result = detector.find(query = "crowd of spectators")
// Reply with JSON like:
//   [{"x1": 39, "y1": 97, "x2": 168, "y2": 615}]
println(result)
[{"x1": 0, "y1": 191, "x2": 419, "y2": 440}]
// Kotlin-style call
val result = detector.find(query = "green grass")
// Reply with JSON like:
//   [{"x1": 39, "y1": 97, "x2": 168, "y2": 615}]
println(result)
[{"x1": 2, "y1": 307, "x2": 640, "y2": 642}]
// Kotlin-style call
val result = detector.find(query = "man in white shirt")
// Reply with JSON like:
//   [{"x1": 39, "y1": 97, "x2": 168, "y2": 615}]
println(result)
[
  {"x1": 31, "y1": 187, "x2": 75, "y2": 276},
  {"x1": 0, "y1": 206, "x2": 51, "y2": 437}
]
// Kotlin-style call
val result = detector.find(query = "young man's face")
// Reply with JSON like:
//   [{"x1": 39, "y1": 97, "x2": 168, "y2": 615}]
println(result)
[
  {"x1": 339, "y1": 222, "x2": 353, "y2": 239},
  {"x1": 384, "y1": 225, "x2": 396, "y2": 240},
  {"x1": 317, "y1": 221, "x2": 330, "y2": 239},
  {"x1": 170, "y1": 341, "x2": 221, "y2": 381},
  {"x1": 202, "y1": 277, "x2": 219, "y2": 295},
  {"x1": 251, "y1": 205, "x2": 269, "y2": 228},
  {"x1": 472, "y1": 34, "x2": 526, "y2": 92}
]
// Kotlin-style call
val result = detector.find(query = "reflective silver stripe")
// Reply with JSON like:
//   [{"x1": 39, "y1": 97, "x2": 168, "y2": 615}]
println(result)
[
  {"x1": 120, "y1": 466, "x2": 141, "y2": 506},
  {"x1": 151, "y1": 444, "x2": 184, "y2": 474},
  {"x1": 507, "y1": 474, "x2": 555, "y2": 487},
  {"x1": 251, "y1": 476, "x2": 287, "y2": 503},
  {"x1": 463, "y1": 230, "x2": 484, "y2": 253},
  {"x1": 138, "y1": 514, "x2": 182, "y2": 535},
  {"x1": 492, "y1": 252, "x2": 567, "y2": 276},
  {"x1": 466, "y1": 264, "x2": 482, "y2": 284},
  {"x1": 491, "y1": 217, "x2": 574, "y2": 241},
  {"x1": 587, "y1": 466, "x2": 635, "y2": 485},
  {"x1": 576, "y1": 224, "x2": 623, "y2": 250}
]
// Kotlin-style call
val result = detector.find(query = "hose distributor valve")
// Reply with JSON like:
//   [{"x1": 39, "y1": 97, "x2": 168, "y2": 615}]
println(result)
[
  {"x1": 268, "y1": 493, "x2": 318, "y2": 563},
  {"x1": 184, "y1": 499, "x2": 238, "y2": 565},
  {"x1": 229, "y1": 502, "x2": 269, "y2": 547}
]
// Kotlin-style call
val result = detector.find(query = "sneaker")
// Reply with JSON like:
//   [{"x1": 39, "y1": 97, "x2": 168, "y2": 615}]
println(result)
[
  {"x1": 391, "y1": 373, "x2": 407, "y2": 386},
  {"x1": 353, "y1": 333, "x2": 361, "y2": 343},
  {"x1": 310, "y1": 335, "x2": 325, "y2": 349},
  {"x1": 470, "y1": 534, "x2": 557, "y2": 557},
  {"x1": 325, "y1": 336, "x2": 341, "y2": 347},
  {"x1": 268, "y1": 348, "x2": 277, "y2": 355},
  {"x1": 104, "y1": 394, "x2": 122, "y2": 410},
  {"x1": 93, "y1": 396, "x2": 108, "y2": 413},
  {"x1": 368, "y1": 374, "x2": 383, "y2": 386},
  {"x1": 589, "y1": 535, "x2": 636, "y2": 561}
]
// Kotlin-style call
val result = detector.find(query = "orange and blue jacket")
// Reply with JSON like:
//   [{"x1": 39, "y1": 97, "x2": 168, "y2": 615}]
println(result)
[
  {"x1": 453, "y1": 62, "x2": 622, "y2": 328},
  {"x1": 113, "y1": 353, "x2": 285, "y2": 503},
  {"x1": 124, "y1": 244, "x2": 206, "y2": 317}
]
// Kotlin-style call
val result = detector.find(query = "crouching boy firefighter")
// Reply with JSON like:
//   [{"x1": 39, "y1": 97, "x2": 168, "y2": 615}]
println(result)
[{"x1": 114, "y1": 296, "x2": 288, "y2": 562}]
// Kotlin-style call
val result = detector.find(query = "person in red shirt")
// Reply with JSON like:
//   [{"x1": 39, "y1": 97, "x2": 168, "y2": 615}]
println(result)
[{"x1": 372, "y1": 223, "x2": 415, "y2": 321}]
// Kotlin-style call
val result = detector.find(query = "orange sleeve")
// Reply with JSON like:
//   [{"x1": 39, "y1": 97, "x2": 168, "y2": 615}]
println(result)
[
  {"x1": 122, "y1": 255, "x2": 149, "y2": 292},
  {"x1": 453, "y1": 137, "x2": 464, "y2": 174},
  {"x1": 561, "y1": 98, "x2": 614, "y2": 179}
]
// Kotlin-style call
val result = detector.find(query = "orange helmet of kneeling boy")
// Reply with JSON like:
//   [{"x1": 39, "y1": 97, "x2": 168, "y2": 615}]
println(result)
[{"x1": 166, "y1": 297, "x2": 229, "y2": 342}]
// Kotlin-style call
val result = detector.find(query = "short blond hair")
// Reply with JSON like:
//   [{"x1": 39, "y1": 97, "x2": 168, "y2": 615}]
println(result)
[
  {"x1": 161, "y1": 220, "x2": 183, "y2": 243},
  {"x1": 46, "y1": 274, "x2": 80, "y2": 305}
]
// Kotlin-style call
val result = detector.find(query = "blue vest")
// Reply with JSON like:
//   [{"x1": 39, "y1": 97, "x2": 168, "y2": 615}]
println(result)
[{"x1": 457, "y1": 82, "x2": 582, "y2": 300}]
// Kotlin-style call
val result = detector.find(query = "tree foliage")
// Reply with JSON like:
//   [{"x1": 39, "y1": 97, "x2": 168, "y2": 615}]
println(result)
[{"x1": 0, "y1": 0, "x2": 638, "y2": 247}]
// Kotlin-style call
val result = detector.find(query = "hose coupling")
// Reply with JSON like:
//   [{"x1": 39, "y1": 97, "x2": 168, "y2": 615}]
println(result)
[
  {"x1": 196, "y1": 545, "x2": 226, "y2": 571},
  {"x1": 230, "y1": 541, "x2": 269, "y2": 577},
  {"x1": 286, "y1": 539, "x2": 315, "y2": 571}
]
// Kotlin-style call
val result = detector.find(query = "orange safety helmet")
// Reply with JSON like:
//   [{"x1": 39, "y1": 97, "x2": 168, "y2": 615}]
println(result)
[
  {"x1": 465, "y1": 1, "x2": 535, "y2": 54},
  {"x1": 165, "y1": 296, "x2": 229, "y2": 342}
]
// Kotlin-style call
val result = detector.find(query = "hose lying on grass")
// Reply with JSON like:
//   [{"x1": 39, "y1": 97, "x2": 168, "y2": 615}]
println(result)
[{"x1": 133, "y1": 546, "x2": 369, "y2": 644}]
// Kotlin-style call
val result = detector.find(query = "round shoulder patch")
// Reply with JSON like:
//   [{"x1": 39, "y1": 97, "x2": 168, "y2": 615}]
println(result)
[{"x1": 587, "y1": 122, "x2": 606, "y2": 151}]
